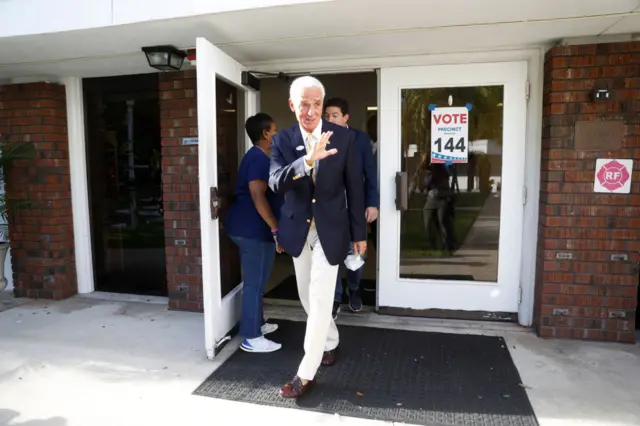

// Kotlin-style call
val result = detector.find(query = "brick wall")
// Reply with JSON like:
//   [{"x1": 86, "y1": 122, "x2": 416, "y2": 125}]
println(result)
[
  {"x1": 0, "y1": 83, "x2": 77, "y2": 299},
  {"x1": 536, "y1": 42, "x2": 640, "y2": 342},
  {"x1": 159, "y1": 71, "x2": 241, "y2": 311},
  {"x1": 159, "y1": 70, "x2": 203, "y2": 311}
]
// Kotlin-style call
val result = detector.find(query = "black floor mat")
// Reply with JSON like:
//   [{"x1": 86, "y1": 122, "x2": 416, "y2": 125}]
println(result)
[
  {"x1": 265, "y1": 275, "x2": 377, "y2": 305},
  {"x1": 194, "y1": 320, "x2": 538, "y2": 426}
]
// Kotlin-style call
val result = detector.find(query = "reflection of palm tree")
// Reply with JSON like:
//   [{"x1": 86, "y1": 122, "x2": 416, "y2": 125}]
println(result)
[
  {"x1": 401, "y1": 86, "x2": 503, "y2": 202},
  {"x1": 401, "y1": 91, "x2": 429, "y2": 196}
]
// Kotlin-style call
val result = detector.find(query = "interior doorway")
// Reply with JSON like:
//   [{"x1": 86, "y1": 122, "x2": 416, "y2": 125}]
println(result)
[
  {"x1": 258, "y1": 71, "x2": 379, "y2": 309},
  {"x1": 84, "y1": 73, "x2": 167, "y2": 296}
]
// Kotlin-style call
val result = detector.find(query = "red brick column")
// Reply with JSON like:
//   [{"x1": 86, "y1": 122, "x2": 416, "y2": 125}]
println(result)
[
  {"x1": 159, "y1": 71, "x2": 242, "y2": 312},
  {"x1": 0, "y1": 82, "x2": 76, "y2": 299},
  {"x1": 536, "y1": 42, "x2": 640, "y2": 342},
  {"x1": 159, "y1": 70, "x2": 203, "y2": 311}
]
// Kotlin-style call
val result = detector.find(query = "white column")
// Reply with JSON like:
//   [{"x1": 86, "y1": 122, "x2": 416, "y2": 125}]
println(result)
[
  {"x1": 518, "y1": 49, "x2": 545, "y2": 327},
  {"x1": 62, "y1": 77, "x2": 94, "y2": 294}
]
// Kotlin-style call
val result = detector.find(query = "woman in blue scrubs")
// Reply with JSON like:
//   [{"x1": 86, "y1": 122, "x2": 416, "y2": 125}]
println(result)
[{"x1": 227, "y1": 113, "x2": 283, "y2": 353}]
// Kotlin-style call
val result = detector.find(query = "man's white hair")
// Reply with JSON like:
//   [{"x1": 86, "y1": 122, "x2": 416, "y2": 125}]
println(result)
[{"x1": 289, "y1": 75, "x2": 325, "y2": 102}]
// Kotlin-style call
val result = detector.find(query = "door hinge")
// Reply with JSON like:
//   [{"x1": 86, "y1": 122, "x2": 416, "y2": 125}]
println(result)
[
  {"x1": 523, "y1": 185, "x2": 528, "y2": 206},
  {"x1": 525, "y1": 80, "x2": 530, "y2": 101},
  {"x1": 518, "y1": 285, "x2": 523, "y2": 305}
]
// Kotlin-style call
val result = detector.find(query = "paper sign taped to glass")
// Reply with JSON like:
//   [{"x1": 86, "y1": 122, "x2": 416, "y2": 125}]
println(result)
[{"x1": 429, "y1": 105, "x2": 471, "y2": 164}]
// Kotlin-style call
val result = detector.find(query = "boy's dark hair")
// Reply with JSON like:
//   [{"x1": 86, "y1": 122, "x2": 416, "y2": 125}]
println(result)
[
  {"x1": 245, "y1": 113, "x2": 274, "y2": 145},
  {"x1": 324, "y1": 97, "x2": 350, "y2": 116}
]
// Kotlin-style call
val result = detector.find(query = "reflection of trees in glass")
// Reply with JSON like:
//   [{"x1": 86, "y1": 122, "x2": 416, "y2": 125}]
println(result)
[{"x1": 401, "y1": 86, "x2": 503, "y2": 196}]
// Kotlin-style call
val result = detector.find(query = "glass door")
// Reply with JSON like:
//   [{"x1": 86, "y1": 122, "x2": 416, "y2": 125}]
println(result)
[
  {"x1": 84, "y1": 74, "x2": 167, "y2": 297},
  {"x1": 378, "y1": 62, "x2": 528, "y2": 316}
]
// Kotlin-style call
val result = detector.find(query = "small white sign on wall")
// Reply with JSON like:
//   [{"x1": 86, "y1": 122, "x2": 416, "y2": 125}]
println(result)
[
  {"x1": 182, "y1": 137, "x2": 199, "y2": 146},
  {"x1": 594, "y1": 159, "x2": 633, "y2": 194}
]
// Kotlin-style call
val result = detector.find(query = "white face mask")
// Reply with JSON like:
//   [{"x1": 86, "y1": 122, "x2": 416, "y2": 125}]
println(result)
[{"x1": 344, "y1": 245, "x2": 366, "y2": 271}]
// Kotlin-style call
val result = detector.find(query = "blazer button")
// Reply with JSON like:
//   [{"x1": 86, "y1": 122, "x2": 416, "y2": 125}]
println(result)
[
  {"x1": 312, "y1": 199, "x2": 316, "y2": 203},
  {"x1": 306, "y1": 219, "x2": 311, "y2": 223}
]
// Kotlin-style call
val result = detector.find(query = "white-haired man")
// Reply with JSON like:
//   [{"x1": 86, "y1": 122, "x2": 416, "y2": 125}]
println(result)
[{"x1": 269, "y1": 76, "x2": 367, "y2": 398}]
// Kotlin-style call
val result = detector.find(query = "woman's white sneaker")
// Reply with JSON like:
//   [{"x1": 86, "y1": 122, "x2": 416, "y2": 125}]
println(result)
[
  {"x1": 240, "y1": 336, "x2": 282, "y2": 353},
  {"x1": 261, "y1": 322, "x2": 278, "y2": 335}
]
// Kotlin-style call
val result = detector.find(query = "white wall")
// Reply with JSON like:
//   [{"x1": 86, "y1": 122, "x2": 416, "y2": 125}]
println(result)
[
  {"x1": 112, "y1": 0, "x2": 331, "y2": 25},
  {"x1": 0, "y1": 0, "x2": 113, "y2": 37},
  {"x1": 260, "y1": 72, "x2": 377, "y2": 131},
  {"x1": 0, "y1": 0, "x2": 330, "y2": 38}
]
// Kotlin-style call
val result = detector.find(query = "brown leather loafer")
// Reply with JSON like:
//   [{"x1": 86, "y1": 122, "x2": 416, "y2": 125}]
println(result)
[
  {"x1": 279, "y1": 376, "x2": 314, "y2": 398},
  {"x1": 321, "y1": 348, "x2": 338, "y2": 366}
]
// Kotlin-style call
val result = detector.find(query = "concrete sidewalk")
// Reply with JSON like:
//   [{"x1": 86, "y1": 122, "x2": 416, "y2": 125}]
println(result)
[{"x1": 0, "y1": 293, "x2": 639, "y2": 426}]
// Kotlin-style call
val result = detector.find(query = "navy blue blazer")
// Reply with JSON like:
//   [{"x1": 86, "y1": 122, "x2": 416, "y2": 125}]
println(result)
[
  {"x1": 351, "y1": 127, "x2": 379, "y2": 209},
  {"x1": 269, "y1": 121, "x2": 367, "y2": 266}
]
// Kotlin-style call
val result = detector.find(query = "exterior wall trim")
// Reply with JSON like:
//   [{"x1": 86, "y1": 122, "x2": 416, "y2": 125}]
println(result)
[
  {"x1": 243, "y1": 47, "x2": 547, "y2": 75},
  {"x1": 519, "y1": 47, "x2": 547, "y2": 326},
  {"x1": 63, "y1": 77, "x2": 94, "y2": 294}
]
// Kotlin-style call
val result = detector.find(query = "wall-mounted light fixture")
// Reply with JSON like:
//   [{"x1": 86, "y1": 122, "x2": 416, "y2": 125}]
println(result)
[
  {"x1": 590, "y1": 88, "x2": 611, "y2": 102},
  {"x1": 141, "y1": 45, "x2": 187, "y2": 71}
]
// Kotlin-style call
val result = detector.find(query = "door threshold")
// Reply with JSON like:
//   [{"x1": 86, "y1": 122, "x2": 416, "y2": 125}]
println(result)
[
  {"x1": 378, "y1": 306, "x2": 518, "y2": 322},
  {"x1": 77, "y1": 291, "x2": 169, "y2": 305},
  {"x1": 264, "y1": 297, "x2": 378, "y2": 312},
  {"x1": 264, "y1": 304, "x2": 530, "y2": 336},
  {"x1": 263, "y1": 297, "x2": 301, "y2": 307}
]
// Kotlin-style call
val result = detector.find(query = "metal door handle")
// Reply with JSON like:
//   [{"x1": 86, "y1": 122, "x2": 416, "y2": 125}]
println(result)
[
  {"x1": 395, "y1": 172, "x2": 408, "y2": 211},
  {"x1": 210, "y1": 187, "x2": 220, "y2": 220}
]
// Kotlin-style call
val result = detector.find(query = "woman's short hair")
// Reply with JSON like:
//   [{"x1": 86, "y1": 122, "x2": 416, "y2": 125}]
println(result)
[{"x1": 245, "y1": 113, "x2": 274, "y2": 145}]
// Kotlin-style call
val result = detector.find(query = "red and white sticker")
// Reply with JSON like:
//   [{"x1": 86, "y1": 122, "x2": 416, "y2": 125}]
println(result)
[{"x1": 594, "y1": 159, "x2": 633, "y2": 194}]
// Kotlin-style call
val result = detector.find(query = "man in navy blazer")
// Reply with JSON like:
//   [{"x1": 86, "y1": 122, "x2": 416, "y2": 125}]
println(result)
[
  {"x1": 269, "y1": 76, "x2": 367, "y2": 399},
  {"x1": 324, "y1": 98, "x2": 379, "y2": 317}
]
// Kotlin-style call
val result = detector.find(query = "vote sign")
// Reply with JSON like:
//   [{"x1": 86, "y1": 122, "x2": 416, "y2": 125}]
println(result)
[{"x1": 430, "y1": 107, "x2": 469, "y2": 164}]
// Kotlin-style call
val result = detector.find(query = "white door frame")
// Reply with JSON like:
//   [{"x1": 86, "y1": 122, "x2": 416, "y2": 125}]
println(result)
[
  {"x1": 377, "y1": 61, "x2": 529, "y2": 317},
  {"x1": 253, "y1": 48, "x2": 543, "y2": 326},
  {"x1": 64, "y1": 76, "x2": 95, "y2": 294},
  {"x1": 196, "y1": 37, "x2": 258, "y2": 359}
]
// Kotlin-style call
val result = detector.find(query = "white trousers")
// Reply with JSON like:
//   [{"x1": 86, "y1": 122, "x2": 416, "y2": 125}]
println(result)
[{"x1": 293, "y1": 227, "x2": 340, "y2": 381}]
